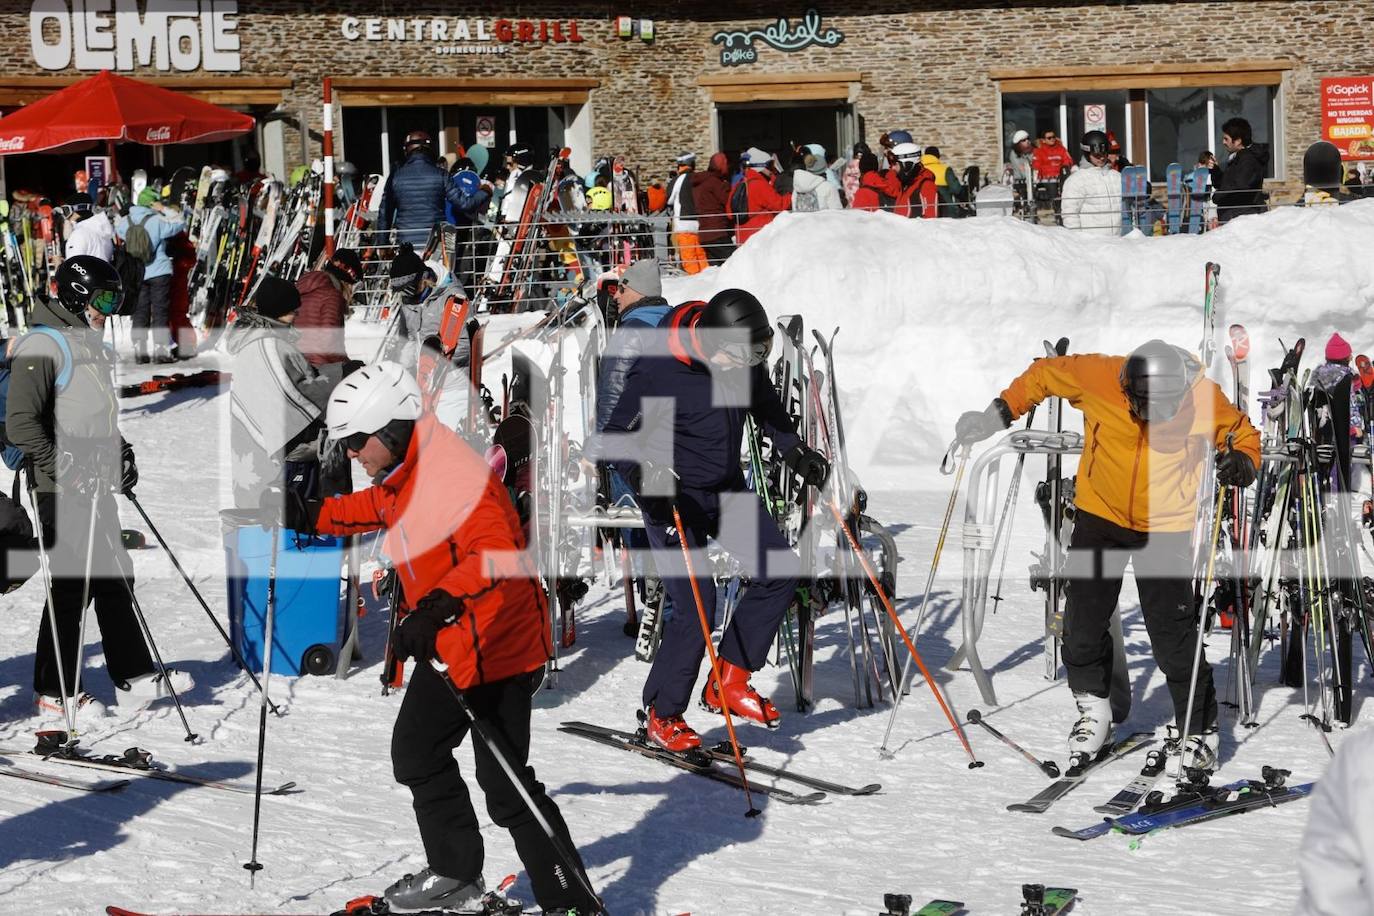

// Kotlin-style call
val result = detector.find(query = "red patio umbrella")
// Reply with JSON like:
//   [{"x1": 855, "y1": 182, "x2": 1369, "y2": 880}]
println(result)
[{"x1": 0, "y1": 70, "x2": 254, "y2": 156}]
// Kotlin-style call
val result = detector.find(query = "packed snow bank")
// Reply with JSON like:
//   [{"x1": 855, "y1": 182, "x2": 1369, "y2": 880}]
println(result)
[{"x1": 665, "y1": 202, "x2": 1374, "y2": 475}]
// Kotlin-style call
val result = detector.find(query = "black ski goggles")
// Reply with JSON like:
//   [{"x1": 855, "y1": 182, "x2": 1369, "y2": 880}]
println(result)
[{"x1": 340, "y1": 430, "x2": 374, "y2": 452}]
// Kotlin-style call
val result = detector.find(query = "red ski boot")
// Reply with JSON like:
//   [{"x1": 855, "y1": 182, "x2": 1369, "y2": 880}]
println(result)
[
  {"x1": 701, "y1": 661, "x2": 781, "y2": 728},
  {"x1": 645, "y1": 707, "x2": 701, "y2": 752}
]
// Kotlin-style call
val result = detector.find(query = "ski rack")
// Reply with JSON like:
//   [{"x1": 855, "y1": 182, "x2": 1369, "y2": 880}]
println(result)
[
  {"x1": 565, "y1": 506, "x2": 646, "y2": 530},
  {"x1": 953, "y1": 429, "x2": 1088, "y2": 706}
]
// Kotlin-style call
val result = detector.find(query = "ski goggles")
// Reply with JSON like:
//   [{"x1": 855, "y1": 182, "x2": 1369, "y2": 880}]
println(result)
[
  {"x1": 340, "y1": 430, "x2": 374, "y2": 452},
  {"x1": 718, "y1": 334, "x2": 774, "y2": 368},
  {"x1": 88, "y1": 286, "x2": 123, "y2": 316}
]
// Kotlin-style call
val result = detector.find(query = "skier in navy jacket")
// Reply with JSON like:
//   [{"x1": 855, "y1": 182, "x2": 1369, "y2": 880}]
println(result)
[
  {"x1": 597, "y1": 289, "x2": 830, "y2": 751},
  {"x1": 377, "y1": 131, "x2": 448, "y2": 246}
]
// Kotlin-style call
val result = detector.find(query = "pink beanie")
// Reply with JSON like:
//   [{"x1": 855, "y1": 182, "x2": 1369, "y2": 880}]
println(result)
[{"x1": 1326, "y1": 332, "x2": 1352, "y2": 362}]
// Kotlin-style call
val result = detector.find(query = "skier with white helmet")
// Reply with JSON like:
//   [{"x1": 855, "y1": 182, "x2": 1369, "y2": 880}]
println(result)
[{"x1": 278, "y1": 362, "x2": 601, "y2": 916}]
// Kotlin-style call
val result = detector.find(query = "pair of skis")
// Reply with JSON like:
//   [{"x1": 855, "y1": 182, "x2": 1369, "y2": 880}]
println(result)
[{"x1": 558, "y1": 720, "x2": 880, "y2": 805}]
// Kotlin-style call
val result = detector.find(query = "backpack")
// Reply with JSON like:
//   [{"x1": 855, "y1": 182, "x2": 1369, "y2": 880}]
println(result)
[
  {"x1": 124, "y1": 212, "x2": 156, "y2": 263},
  {"x1": 0, "y1": 327, "x2": 75, "y2": 471},
  {"x1": 792, "y1": 186, "x2": 820, "y2": 212},
  {"x1": 729, "y1": 178, "x2": 750, "y2": 225}
]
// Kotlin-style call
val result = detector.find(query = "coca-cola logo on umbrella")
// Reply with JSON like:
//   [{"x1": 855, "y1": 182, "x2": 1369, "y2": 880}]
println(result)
[
  {"x1": 0, "y1": 137, "x2": 27, "y2": 151},
  {"x1": 145, "y1": 126, "x2": 173, "y2": 141}
]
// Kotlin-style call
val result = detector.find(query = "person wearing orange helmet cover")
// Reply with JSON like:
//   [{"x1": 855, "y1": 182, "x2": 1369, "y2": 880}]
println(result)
[{"x1": 956, "y1": 340, "x2": 1260, "y2": 777}]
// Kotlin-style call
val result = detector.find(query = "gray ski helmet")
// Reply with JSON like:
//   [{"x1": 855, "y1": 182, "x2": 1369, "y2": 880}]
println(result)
[
  {"x1": 700, "y1": 288, "x2": 773, "y2": 366},
  {"x1": 1302, "y1": 141, "x2": 1343, "y2": 190},
  {"x1": 1120, "y1": 340, "x2": 1192, "y2": 422},
  {"x1": 1081, "y1": 130, "x2": 1110, "y2": 157}
]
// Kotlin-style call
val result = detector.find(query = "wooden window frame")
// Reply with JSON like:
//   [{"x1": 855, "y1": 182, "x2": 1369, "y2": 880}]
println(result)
[
  {"x1": 697, "y1": 71, "x2": 863, "y2": 104},
  {"x1": 328, "y1": 77, "x2": 599, "y2": 108},
  {"x1": 0, "y1": 75, "x2": 290, "y2": 108}
]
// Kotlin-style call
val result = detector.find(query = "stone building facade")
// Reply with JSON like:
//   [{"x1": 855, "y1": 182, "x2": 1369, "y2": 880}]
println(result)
[{"x1": 0, "y1": 1, "x2": 1370, "y2": 194}]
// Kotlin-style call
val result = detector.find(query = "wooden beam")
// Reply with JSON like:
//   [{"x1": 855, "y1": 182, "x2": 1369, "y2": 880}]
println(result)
[
  {"x1": 697, "y1": 70, "x2": 863, "y2": 87},
  {"x1": 338, "y1": 90, "x2": 592, "y2": 107},
  {"x1": 1000, "y1": 71, "x2": 1284, "y2": 93},
  {"x1": 989, "y1": 60, "x2": 1295, "y2": 81},
  {"x1": 329, "y1": 77, "x2": 599, "y2": 91},
  {"x1": 0, "y1": 75, "x2": 289, "y2": 109},
  {"x1": 708, "y1": 83, "x2": 856, "y2": 104}
]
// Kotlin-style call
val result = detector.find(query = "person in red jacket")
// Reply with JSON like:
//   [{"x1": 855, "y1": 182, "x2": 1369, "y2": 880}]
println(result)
[
  {"x1": 692, "y1": 151, "x2": 734, "y2": 265},
  {"x1": 728, "y1": 147, "x2": 790, "y2": 245},
  {"x1": 891, "y1": 143, "x2": 939, "y2": 218},
  {"x1": 285, "y1": 363, "x2": 598, "y2": 915},
  {"x1": 849, "y1": 151, "x2": 901, "y2": 211},
  {"x1": 1031, "y1": 128, "x2": 1075, "y2": 180},
  {"x1": 294, "y1": 248, "x2": 361, "y2": 368}
]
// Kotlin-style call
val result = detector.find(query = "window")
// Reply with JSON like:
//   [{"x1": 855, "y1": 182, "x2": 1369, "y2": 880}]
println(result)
[
  {"x1": 1064, "y1": 90, "x2": 1128, "y2": 154},
  {"x1": 1147, "y1": 88, "x2": 1210, "y2": 180},
  {"x1": 1001, "y1": 92, "x2": 1059, "y2": 152},
  {"x1": 1214, "y1": 85, "x2": 1278, "y2": 178}
]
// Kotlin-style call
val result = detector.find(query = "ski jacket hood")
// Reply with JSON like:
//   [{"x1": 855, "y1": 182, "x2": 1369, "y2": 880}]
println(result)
[
  {"x1": 316, "y1": 413, "x2": 551, "y2": 688},
  {"x1": 790, "y1": 169, "x2": 844, "y2": 210},
  {"x1": 999, "y1": 352, "x2": 1260, "y2": 532}
]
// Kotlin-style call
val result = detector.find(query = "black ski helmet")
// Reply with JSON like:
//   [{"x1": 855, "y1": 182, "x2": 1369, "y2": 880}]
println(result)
[
  {"x1": 507, "y1": 146, "x2": 534, "y2": 168},
  {"x1": 55, "y1": 255, "x2": 123, "y2": 318},
  {"x1": 1302, "y1": 140, "x2": 1343, "y2": 191},
  {"x1": 1081, "y1": 130, "x2": 1110, "y2": 157},
  {"x1": 699, "y1": 289, "x2": 773, "y2": 366},
  {"x1": 1120, "y1": 340, "x2": 1192, "y2": 422},
  {"x1": 402, "y1": 130, "x2": 433, "y2": 155}
]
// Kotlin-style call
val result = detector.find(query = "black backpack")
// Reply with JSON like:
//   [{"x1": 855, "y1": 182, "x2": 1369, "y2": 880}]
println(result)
[{"x1": 729, "y1": 179, "x2": 750, "y2": 225}]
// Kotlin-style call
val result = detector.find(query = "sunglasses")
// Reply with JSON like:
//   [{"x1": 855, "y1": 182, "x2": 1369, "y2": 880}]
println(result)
[
  {"x1": 89, "y1": 287, "x2": 123, "y2": 316},
  {"x1": 341, "y1": 431, "x2": 372, "y2": 452}
]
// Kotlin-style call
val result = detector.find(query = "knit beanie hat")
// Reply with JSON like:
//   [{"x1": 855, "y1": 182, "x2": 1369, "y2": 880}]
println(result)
[
  {"x1": 253, "y1": 275, "x2": 302, "y2": 320},
  {"x1": 622, "y1": 258, "x2": 661, "y2": 297},
  {"x1": 1326, "y1": 332, "x2": 1352, "y2": 362},
  {"x1": 388, "y1": 243, "x2": 428, "y2": 291},
  {"x1": 136, "y1": 187, "x2": 159, "y2": 208},
  {"x1": 325, "y1": 248, "x2": 363, "y2": 284}
]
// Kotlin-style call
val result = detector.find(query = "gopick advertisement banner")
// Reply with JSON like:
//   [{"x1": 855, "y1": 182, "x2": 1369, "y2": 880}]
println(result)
[{"x1": 1320, "y1": 77, "x2": 1374, "y2": 160}]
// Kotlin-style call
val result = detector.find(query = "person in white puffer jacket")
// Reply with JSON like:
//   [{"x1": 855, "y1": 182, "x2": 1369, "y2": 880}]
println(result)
[
  {"x1": 1294, "y1": 726, "x2": 1374, "y2": 915},
  {"x1": 1060, "y1": 130, "x2": 1123, "y2": 236}
]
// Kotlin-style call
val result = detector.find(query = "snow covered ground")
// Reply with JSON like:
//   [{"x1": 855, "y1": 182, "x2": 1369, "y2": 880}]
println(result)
[{"x1": 4, "y1": 204, "x2": 1374, "y2": 915}]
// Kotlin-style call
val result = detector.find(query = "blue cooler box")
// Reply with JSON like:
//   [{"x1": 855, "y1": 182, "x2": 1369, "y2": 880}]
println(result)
[{"x1": 222, "y1": 510, "x2": 347, "y2": 676}]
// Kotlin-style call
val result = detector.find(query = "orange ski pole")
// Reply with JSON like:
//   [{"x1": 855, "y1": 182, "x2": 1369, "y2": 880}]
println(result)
[
  {"x1": 671, "y1": 504, "x2": 761, "y2": 817},
  {"x1": 829, "y1": 499, "x2": 983, "y2": 768}
]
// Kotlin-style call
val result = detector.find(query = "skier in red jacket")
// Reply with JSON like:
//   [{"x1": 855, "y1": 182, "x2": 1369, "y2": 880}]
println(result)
[
  {"x1": 284, "y1": 363, "x2": 598, "y2": 915},
  {"x1": 728, "y1": 147, "x2": 791, "y2": 245},
  {"x1": 294, "y1": 248, "x2": 361, "y2": 368}
]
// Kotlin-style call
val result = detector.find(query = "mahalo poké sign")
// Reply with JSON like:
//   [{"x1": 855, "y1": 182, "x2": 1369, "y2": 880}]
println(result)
[{"x1": 711, "y1": 10, "x2": 844, "y2": 67}]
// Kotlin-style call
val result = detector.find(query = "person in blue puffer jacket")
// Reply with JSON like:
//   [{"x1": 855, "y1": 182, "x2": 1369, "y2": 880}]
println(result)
[{"x1": 377, "y1": 131, "x2": 447, "y2": 247}]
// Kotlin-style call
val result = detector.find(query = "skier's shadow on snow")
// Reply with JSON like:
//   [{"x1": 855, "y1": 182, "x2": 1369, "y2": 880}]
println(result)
[
  {"x1": 556, "y1": 772, "x2": 766, "y2": 914},
  {"x1": 0, "y1": 758, "x2": 252, "y2": 873}
]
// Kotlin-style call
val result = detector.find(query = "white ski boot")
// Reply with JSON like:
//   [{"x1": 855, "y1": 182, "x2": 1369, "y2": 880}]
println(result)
[
  {"x1": 34, "y1": 691, "x2": 110, "y2": 722},
  {"x1": 1067, "y1": 691, "x2": 1114, "y2": 769},
  {"x1": 115, "y1": 669, "x2": 195, "y2": 709},
  {"x1": 1165, "y1": 724, "x2": 1219, "y2": 778}
]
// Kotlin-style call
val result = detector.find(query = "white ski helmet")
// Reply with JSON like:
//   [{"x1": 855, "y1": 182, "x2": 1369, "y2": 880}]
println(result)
[
  {"x1": 327, "y1": 361, "x2": 421, "y2": 442},
  {"x1": 891, "y1": 142, "x2": 922, "y2": 162},
  {"x1": 1011, "y1": 129, "x2": 1031, "y2": 146}
]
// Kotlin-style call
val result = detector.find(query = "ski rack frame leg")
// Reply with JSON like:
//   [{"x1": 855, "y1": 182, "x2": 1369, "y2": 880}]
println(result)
[{"x1": 953, "y1": 430, "x2": 1084, "y2": 707}]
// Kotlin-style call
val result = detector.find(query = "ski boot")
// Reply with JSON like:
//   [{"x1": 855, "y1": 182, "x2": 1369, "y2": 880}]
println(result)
[
  {"x1": 34, "y1": 691, "x2": 110, "y2": 722},
  {"x1": 1066, "y1": 691, "x2": 1112, "y2": 771},
  {"x1": 382, "y1": 867, "x2": 484, "y2": 913},
  {"x1": 880, "y1": 893, "x2": 913, "y2": 916},
  {"x1": 643, "y1": 706, "x2": 701, "y2": 752},
  {"x1": 115, "y1": 669, "x2": 195, "y2": 709},
  {"x1": 701, "y1": 660, "x2": 781, "y2": 728},
  {"x1": 1021, "y1": 885, "x2": 1077, "y2": 916},
  {"x1": 1164, "y1": 724, "x2": 1219, "y2": 778}
]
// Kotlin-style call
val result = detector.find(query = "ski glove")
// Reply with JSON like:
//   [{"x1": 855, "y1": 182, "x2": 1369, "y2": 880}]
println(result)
[
  {"x1": 1215, "y1": 449, "x2": 1257, "y2": 488},
  {"x1": 395, "y1": 590, "x2": 465, "y2": 663},
  {"x1": 784, "y1": 444, "x2": 831, "y2": 488},
  {"x1": 955, "y1": 398, "x2": 1013, "y2": 445},
  {"x1": 119, "y1": 441, "x2": 138, "y2": 495},
  {"x1": 283, "y1": 491, "x2": 323, "y2": 535}
]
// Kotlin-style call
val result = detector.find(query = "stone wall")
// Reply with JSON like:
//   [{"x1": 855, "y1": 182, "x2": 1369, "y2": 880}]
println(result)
[{"x1": 2, "y1": 1, "x2": 1371, "y2": 190}]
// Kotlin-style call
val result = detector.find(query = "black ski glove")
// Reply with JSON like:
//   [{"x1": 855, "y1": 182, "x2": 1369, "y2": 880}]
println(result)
[
  {"x1": 632, "y1": 460, "x2": 679, "y2": 520},
  {"x1": 955, "y1": 398, "x2": 1012, "y2": 445},
  {"x1": 342, "y1": 359, "x2": 365, "y2": 378},
  {"x1": 784, "y1": 444, "x2": 831, "y2": 488},
  {"x1": 395, "y1": 590, "x2": 465, "y2": 663},
  {"x1": 120, "y1": 441, "x2": 138, "y2": 495},
  {"x1": 1215, "y1": 449, "x2": 1257, "y2": 488},
  {"x1": 284, "y1": 491, "x2": 323, "y2": 535}
]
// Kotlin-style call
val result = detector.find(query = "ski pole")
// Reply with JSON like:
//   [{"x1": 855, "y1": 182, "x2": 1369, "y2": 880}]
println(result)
[
  {"x1": 244, "y1": 522, "x2": 280, "y2": 884},
  {"x1": 966, "y1": 708, "x2": 1059, "y2": 777},
  {"x1": 107, "y1": 525, "x2": 199, "y2": 745},
  {"x1": 123, "y1": 492, "x2": 282, "y2": 717},
  {"x1": 671, "y1": 503, "x2": 762, "y2": 817},
  {"x1": 430, "y1": 661, "x2": 605, "y2": 911},
  {"x1": 880, "y1": 441, "x2": 970, "y2": 754},
  {"x1": 1177, "y1": 472, "x2": 1229, "y2": 781},
  {"x1": 829, "y1": 497, "x2": 982, "y2": 768},
  {"x1": 23, "y1": 462, "x2": 76, "y2": 737}
]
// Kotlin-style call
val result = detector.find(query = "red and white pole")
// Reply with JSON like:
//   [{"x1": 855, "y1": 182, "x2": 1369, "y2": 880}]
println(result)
[{"x1": 322, "y1": 77, "x2": 335, "y2": 256}]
